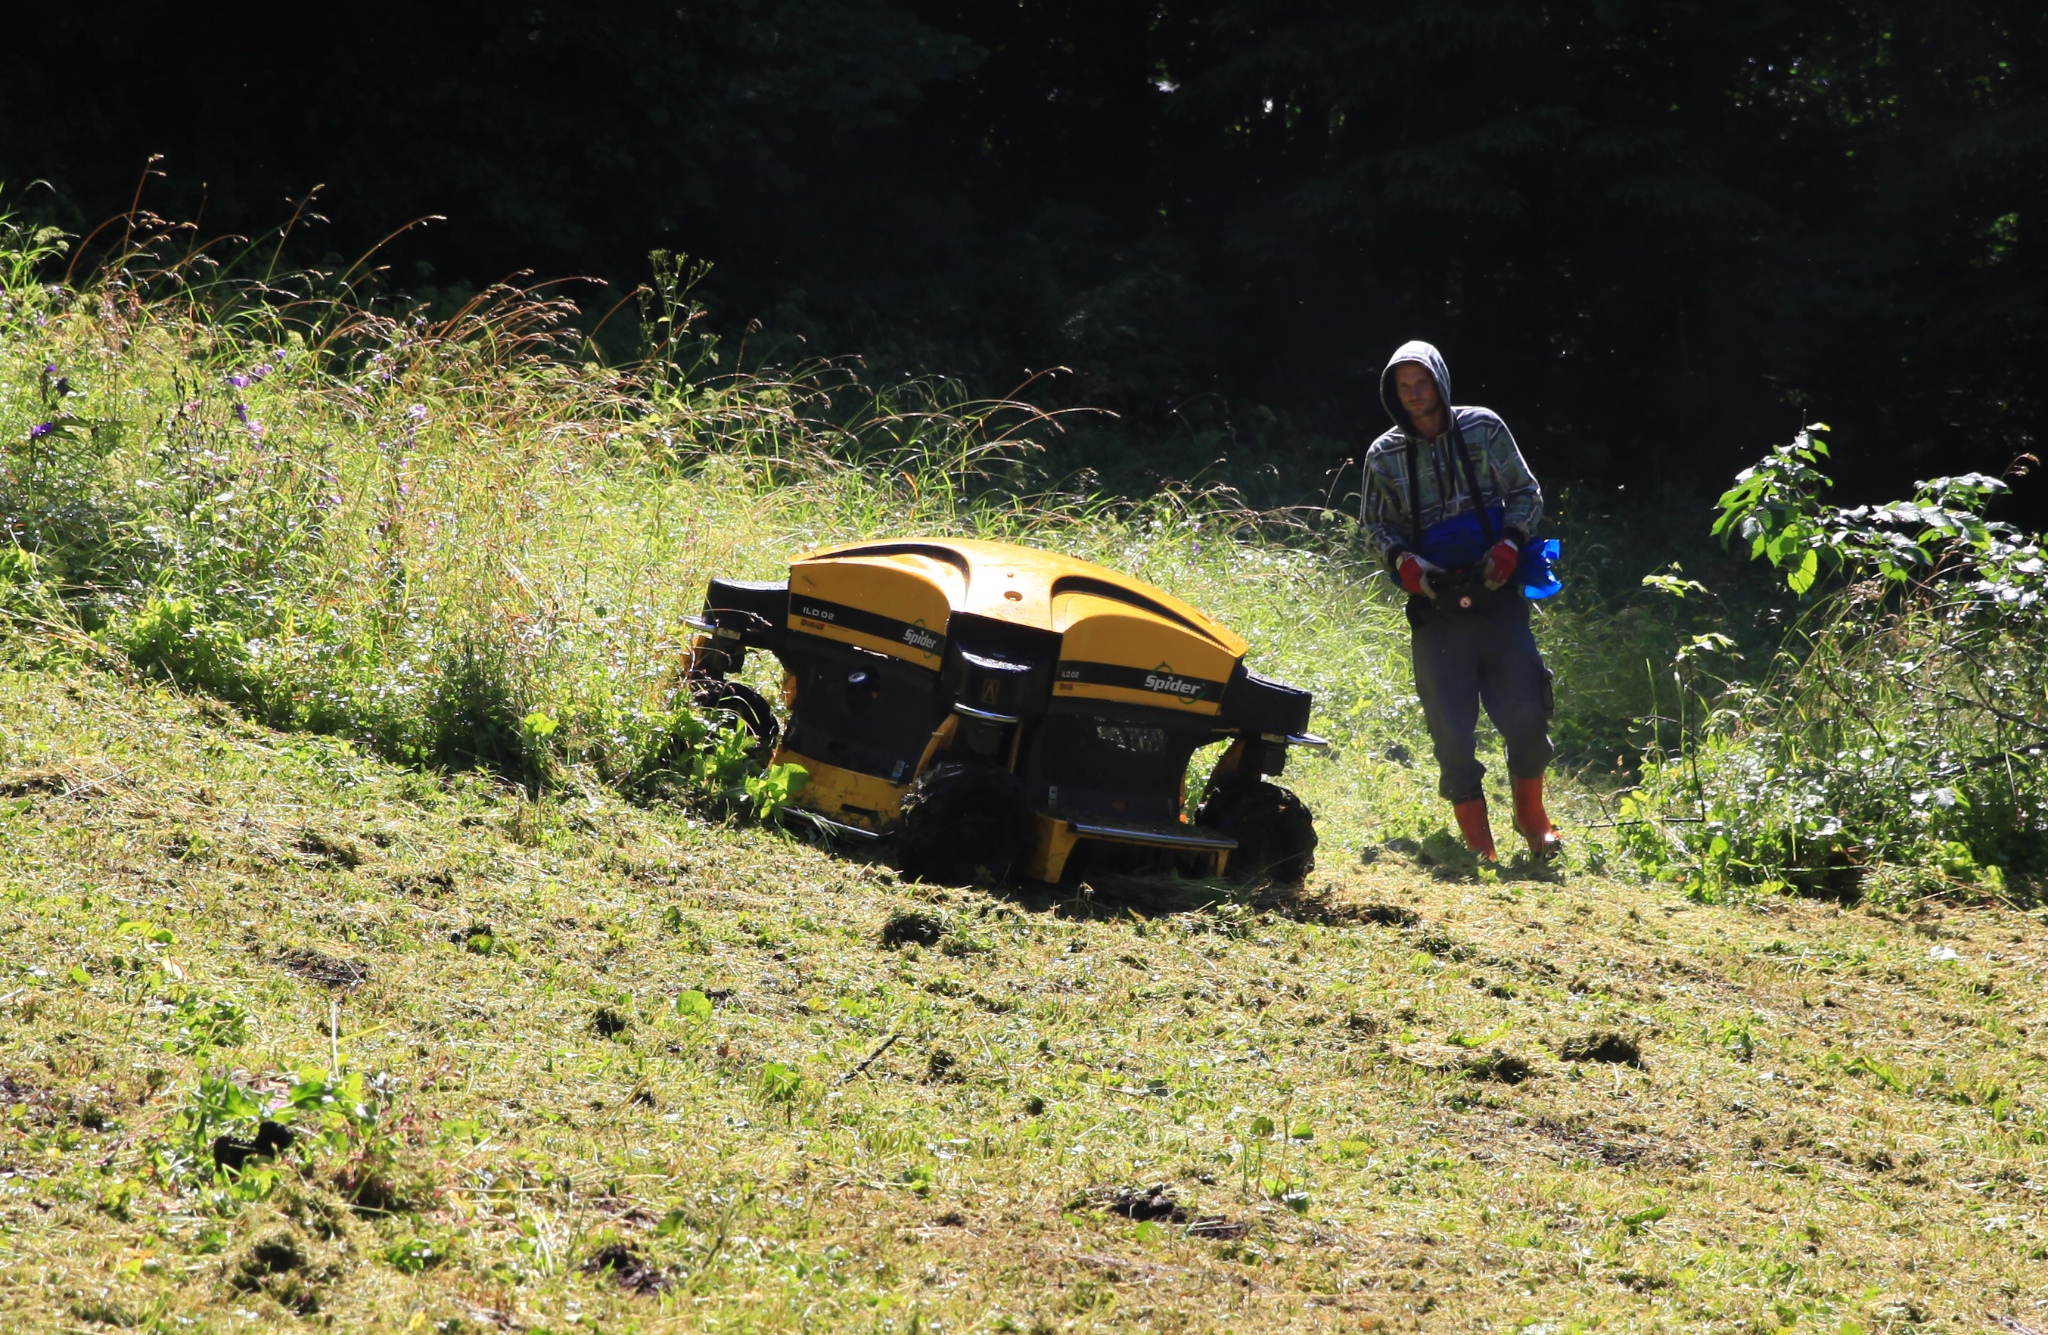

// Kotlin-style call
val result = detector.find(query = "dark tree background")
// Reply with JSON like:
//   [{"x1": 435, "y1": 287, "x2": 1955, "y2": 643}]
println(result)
[{"x1": 8, "y1": 1, "x2": 2045, "y2": 510}]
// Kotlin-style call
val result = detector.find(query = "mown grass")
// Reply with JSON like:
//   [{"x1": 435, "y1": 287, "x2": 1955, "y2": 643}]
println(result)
[{"x1": 5, "y1": 664, "x2": 2048, "y2": 1332}]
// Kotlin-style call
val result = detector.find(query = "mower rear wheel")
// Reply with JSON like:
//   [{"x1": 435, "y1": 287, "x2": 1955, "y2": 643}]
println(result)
[
  {"x1": 897, "y1": 763, "x2": 1035, "y2": 887},
  {"x1": 1198, "y1": 780, "x2": 1317, "y2": 884},
  {"x1": 691, "y1": 680, "x2": 780, "y2": 765}
]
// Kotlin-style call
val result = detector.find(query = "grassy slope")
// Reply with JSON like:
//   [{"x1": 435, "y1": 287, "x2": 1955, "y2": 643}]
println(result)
[{"x1": 4, "y1": 664, "x2": 2046, "y2": 1334}]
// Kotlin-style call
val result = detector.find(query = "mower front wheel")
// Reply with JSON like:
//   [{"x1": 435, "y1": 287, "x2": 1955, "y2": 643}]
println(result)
[
  {"x1": 897, "y1": 763, "x2": 1035, "y2": 887},
  {"x1": 691, "y1": 679, "x2": 780, "y2": 765},
  {"x1": 1198, "y1": 780, "x2": 1317, "y2": 884}
]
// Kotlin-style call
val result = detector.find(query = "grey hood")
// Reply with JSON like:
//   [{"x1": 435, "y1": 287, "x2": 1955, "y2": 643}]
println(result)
[{"x1": 1380, "y1": 340, "x2": 1452, "y2": 436}]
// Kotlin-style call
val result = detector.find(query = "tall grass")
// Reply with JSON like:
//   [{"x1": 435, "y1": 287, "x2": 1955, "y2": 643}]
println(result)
[{"x1": 0, "y1": 213, "x2": 1458, "y2": 822}]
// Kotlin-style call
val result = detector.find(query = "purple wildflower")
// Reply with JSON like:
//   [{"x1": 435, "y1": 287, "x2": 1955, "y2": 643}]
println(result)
[
  {"x1": 407, "y1": 404, "x2": 427, "y2": 421},
  {"x1": 227, "y1": 374, "x2": 250, "y2": 389},
  {"x1": 29, "y1": 422, "x2": 54, "y2": 439},
  {"x1": 250, "y1": 363, "x2": 273, "y2": 381},
  {"x1": 233, "y1": 403, "x2": 250, "y2": 424},
  {"x1": 43, "y1": 363, "x2": 56, "y2": 375}
]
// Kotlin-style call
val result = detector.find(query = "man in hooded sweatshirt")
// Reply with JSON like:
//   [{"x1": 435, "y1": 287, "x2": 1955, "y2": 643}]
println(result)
[{"x1": 1358, "y1": 340, "x2": 1561, "y2": 861}]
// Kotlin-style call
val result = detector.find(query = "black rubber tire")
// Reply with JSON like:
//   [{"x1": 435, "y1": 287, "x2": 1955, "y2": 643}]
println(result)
[
  {"x1": 690, "y1": 680, "x2": 780, "y2": 765},
  {"x1": 1197, "y1": 780, "x2": 1317, "y2": 884},
  {"x1": 896, "y1": 763, "x2": 1035, "y2": 887}
]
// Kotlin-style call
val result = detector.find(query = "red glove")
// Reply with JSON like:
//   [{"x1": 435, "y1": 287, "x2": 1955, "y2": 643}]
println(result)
[
  {"x1": 1396, "y1": 552, "x2": 1440, "y2": 597},
  {"x1": 1482, "y1": 539, "x2": 1520, "y2": 590}
]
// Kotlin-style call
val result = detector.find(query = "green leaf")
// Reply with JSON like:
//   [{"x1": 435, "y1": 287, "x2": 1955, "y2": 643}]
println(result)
[
  {"x1": 1618, "y1": 1205, "x2": 1669, "y2": 1230},
  {"x1": 1641, "y1": 570, "x2": 1707, "y2": 599},
  {"x1": 383, "y1": 1233, "x2": 448, "y2": 1273},
  {"x1": 67, "y1": 964, "x2": 91, "y2": 986},
  {"x1": 759, "y1": 1060, "x2": 802, "y2": 1103},
  {"x1": 1249, "y1": 1115, "x2": 1276, "y2": 1139},
  {"x1": 675, "y1": 989, "x2": 714, "y2": 1022},
  {"x1": 1446, "y1": 1021, "x2": 1509, "y2": 1049},
  {"x1": 1786, "y1": 547, "x2": 1820, "y2": 594}
]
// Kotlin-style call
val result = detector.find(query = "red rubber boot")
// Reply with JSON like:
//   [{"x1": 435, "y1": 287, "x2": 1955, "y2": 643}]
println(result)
[
  {"x1": 1452, "y1": 798, "x2": 1497, "y2": 862},
  {"x1": 1512, "y1": 775, "x2": 1563, "y2": 861}
]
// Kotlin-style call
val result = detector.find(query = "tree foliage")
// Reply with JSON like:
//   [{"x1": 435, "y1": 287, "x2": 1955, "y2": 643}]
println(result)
[{"x1": 4, "y1": 1, "x2": 2044, "y2": 503}]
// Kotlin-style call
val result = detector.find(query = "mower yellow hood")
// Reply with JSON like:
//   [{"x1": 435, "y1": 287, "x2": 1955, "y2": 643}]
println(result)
[{"x1": 788, "y1": 538, "x2": 1247, "y2": 714}]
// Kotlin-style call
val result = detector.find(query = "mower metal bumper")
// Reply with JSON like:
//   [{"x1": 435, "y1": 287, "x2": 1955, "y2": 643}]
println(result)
[{"x1": 1023, "y1": 814, "x2": 1238, "y2": 883}]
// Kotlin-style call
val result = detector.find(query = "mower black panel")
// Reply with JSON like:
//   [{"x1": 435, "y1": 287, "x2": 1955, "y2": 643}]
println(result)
[
  {"x1": 779, "y1": 636, "x2": 947, "y2": 784},
  {"x1": 1023, "y1": 711, "x2": 1209, "y2": 823},
  {"x1": 1221, "y1": 664, "x2": 1314, "y2": 736},
  {"x1": 704, "y1": 579, "x2": 790, "y2": 649}
]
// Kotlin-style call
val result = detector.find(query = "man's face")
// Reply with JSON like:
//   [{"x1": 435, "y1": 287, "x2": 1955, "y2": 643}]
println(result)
[{"x1": 1395, "y1": 361, "x2": 1441, "y2": 426}]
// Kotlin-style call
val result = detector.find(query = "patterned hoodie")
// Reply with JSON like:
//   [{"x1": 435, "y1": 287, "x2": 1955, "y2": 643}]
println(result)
[{"x1": 1359, "y1": 341, "x2": 1542, "y2": 570}]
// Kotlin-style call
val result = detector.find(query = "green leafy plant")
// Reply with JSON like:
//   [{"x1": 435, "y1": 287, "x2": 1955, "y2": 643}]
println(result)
[
  {"x1": 1625, "y1": 427, "x2": 2047, "y2": 903},
  {"x1": 114, "y1": 595, "x2": 252, "y2": 700},
  {"x1": 758, "y1": 1061, "x2": 804, "y2": 1106},
  {"x1": 382, "y1": 1233, "x2": 451, "y2": 1274},
  {"x1": 165, "y1": 990, "x2": 251, "y2": 1054}
]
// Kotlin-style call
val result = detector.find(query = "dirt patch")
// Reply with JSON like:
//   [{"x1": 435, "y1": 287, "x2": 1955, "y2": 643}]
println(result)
[
  {"x1": 1560, "y1": 1030, "x2": 1644, "y2": 1066},
  {"x1": 0, "y1": 770, "x2": 70, "y2": 797},
  {"x1": 1400, "y1": 1044, "x2": 1535, "y2": 1084},
  {"x1": 580, "y1": 1242, "x2": 669, "y2": 1295},
  {"x1": 880, "y1": 910, "x2": 947, "y2": 948},
  {"x1": 1186, "y1": 1216, "x2": 1252, "y2": 1240},
  {"x1": 228, "y1": 1223, "x2": 341, "y2": 1313},
  {"x1": 1524, "y1": 1116, "x2": 1693, "y2": 1169},
  {"x1": 0, "y1": 759, "x2": 128, "y2": 800},
  {"x1": 296, "y1": 829, "x2": 364, "y2": 868},
  {"x1": 276, "y1": 947, "x2": 370, "y2": 990},
  {"x1": 1413, "y1": 928, "x2": 1478, "y2": 961},
  {"x1": 1462, "y1": 1049, "x2": 1534, "y2": 1084},
  {"x1": 389, "y1": 868, "x2": 456, "y2": 896},
  {"x1": 1070, "y1": 1185, "x2": 1250, "y2": 1240},
  {"x1": 1102, "y1": 1184, "x2": 1187, "y2": 1223}
]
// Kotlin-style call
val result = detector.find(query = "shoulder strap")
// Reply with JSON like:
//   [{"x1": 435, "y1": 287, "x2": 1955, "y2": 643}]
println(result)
[
  {"x1": 1403, "y1": 437, "x2": 1424, "y2": 551},
  {"x1": 1448, "y1": 411, "x2": 1498, "y2": 545}
]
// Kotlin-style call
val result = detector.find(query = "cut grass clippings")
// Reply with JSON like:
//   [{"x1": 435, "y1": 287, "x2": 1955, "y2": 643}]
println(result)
[{"x1": 2, "y1": 667, "x2": 2045, "y2": 1331}]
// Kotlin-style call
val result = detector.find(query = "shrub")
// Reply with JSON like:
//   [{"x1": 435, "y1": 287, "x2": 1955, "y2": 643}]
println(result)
[{"x1": 1624, "y1": 427, "x2": 2046, "y2": 903}]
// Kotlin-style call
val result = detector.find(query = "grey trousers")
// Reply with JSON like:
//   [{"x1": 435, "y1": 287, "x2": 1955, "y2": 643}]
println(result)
[{"x1": 1409, "y1": 592, "x2": 1555, "y2": 803}]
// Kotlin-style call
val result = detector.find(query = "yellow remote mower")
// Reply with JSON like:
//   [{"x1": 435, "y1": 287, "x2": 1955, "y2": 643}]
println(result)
[{"x1": 682, "y1": 539, "x2": 1325, "y2": 885}]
